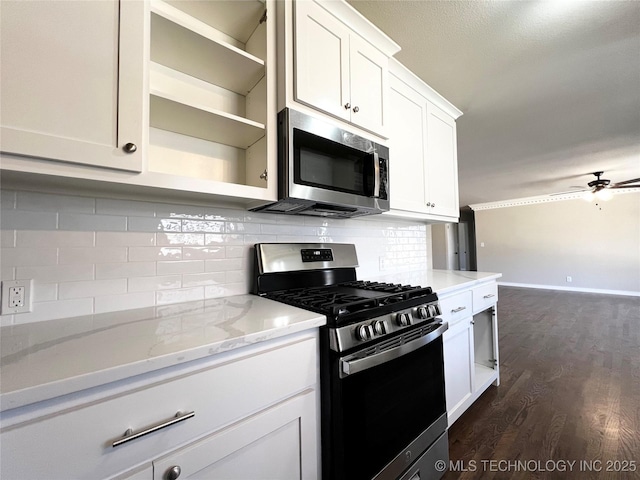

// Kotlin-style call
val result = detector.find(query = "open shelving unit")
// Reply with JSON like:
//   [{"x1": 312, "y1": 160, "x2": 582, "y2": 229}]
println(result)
[{"x1": 147, "y1": 0, "x2": 273, "y2": 196}]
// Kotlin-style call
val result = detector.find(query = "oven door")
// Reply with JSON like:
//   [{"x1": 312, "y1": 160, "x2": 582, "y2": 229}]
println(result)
[{"x1": 323, "y1": 323, "x2": 448, "y2": 480}]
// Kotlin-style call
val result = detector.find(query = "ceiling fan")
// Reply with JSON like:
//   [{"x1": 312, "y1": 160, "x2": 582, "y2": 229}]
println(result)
[{"x1": 550, "y1": 171, "x2": 640, "y2": 200}]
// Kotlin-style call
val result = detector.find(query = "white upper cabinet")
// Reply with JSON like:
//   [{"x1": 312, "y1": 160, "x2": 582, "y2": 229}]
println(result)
[
  {"x1": 291, "y1": 0, "x2": 398, "y2": 138},
  {"x1": 388, "y1": 74, "x2": 429, "y2": 213},
  {"x1": 1, "y1": 0, "x2": 278, "y2": 205},
  {"x1": 294, "y1": 0, "x2": 351, "y2": 123},
  {"x1": 387, "y1": 58, "x2": 462, "y2": 222},
  {"x1": 0, "y1": 0, "x2": 144, "y2": 171},
  {"x1": 426, "y1": 102, "x2": 460, "y2": 218}
]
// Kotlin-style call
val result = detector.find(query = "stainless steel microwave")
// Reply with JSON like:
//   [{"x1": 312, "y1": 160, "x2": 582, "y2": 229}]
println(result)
[{"x1": 250, "y1": 108, "x2": 389, "y2": 218}]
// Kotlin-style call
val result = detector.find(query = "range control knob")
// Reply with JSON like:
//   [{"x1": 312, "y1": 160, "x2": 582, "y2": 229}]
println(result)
[
  {"x1": 372, "y1": 320, "x2": 387, "y2": 335},
  {"x1": 430, "y1": 304, "x2": 441, "y2": 316},
  {"x1": 396, "y1": 312, "x2": 411, "y2": 326},
  {"x1": 356, "y1": 324, "x2": 374, "y2": 341},
  {"x1": 417, "y1": 306, "x2": 429, "y2": 319}
]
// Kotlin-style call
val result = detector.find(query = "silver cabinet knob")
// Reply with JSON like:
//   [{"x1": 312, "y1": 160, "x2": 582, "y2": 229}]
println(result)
[
  {"x1": 352, "y1": 106, "x2": 359, "y2": 113},
  {"x1": 259, "y1": 169, "x2": 268, "y2": 181},
  {"x1": 123, "y1": 143, "x2": 137, "y2": 154},
  {"x1": 344, "y1": 102, "x2": 351, "y2": 109},
  {"x1": 165, "y1": 465, "x2": 181, "y2": 480},
  {"x1": 426, "y1": 202, "x2": 431, "y2": 207},
  {"x1": 432, "y1": 203, "x2": 436, "y2": 208}
]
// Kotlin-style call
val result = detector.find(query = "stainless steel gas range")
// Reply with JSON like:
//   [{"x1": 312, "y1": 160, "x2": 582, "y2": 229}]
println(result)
[{"x1": 253, "y1": 243, "x2": 450, "y2": 480}]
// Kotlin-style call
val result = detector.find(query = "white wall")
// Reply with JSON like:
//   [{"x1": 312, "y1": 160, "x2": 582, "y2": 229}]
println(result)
[
  {"x1": 0, "y1": 189, "x2": 432, "y2": 325},
  {"x1": 474, "y1": 193, "x2": 640, "y2": 295}
]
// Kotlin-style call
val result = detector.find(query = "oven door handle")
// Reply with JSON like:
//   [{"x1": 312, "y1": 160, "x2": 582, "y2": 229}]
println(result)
[{"x1": 340, "y1": 322, "x2": 448, "y2": 377}]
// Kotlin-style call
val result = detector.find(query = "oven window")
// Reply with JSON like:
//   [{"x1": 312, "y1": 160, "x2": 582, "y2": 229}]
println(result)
[
  {"x1": 339, "y1": 338, "x2": 445, "y2": 480},
  {"x1": 293, "y1": 129, "x2": 374, "y2": 196}
]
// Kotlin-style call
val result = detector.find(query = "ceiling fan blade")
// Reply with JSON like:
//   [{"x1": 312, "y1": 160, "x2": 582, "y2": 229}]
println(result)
[
  {"x1": 549, "y1": 189, "x2": 588, "y2": 196},
  {"x1": 612, "y1": 178, "x2": 640, "y2": 187},
  {"x1": 610, "y1": 184, "x2": 640, "y2": 189}
]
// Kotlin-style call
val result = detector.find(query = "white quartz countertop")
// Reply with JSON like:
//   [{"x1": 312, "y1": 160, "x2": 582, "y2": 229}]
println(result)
[
  {"x1": 371, "y1": 269, "x2": 502, "y2": 296},
  {"x1": 0, "y1": 295, "x2": 325, "y2": 412}
]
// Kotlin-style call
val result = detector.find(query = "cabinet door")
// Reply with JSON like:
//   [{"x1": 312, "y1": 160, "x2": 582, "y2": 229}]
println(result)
[
  {"x1": 294, "y1": 0, "x2": 350, "y2": 122},
  {"x1": 349, "y1": 35, "x2": 387, "y2": 134},
  {"x1": 443, "y1": 318, "x2": 474, "y2": 419},
  {"x1": 152, "y1": 391, "x2": 318, "y2": 480},
  {"x1": 426, "y1": 102, "x2": 459, "y2": 217},
  {"x1": 0, "y1": 0, "x2": 144, "y2": 171},
  {"x1": 388, "y1": 75, "x2": 429, "y2": 213}
]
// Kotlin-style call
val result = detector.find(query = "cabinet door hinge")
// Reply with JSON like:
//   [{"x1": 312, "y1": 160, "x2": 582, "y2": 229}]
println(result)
[{"x1": 260, "y1": 10, "x2": 267, "y2": 24}]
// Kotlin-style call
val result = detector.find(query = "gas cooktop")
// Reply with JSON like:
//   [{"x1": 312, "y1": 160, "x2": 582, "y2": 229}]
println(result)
[{"x1": 265, "y1": 280, "x2": 437, "y2": 325}]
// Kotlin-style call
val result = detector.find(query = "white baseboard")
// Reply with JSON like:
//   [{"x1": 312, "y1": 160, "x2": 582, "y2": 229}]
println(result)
[{"x1": 498, "y1": 281, "x2": 640, "y2": 297}]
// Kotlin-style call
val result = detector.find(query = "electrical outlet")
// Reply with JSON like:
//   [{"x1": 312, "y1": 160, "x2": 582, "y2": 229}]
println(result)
[
  {"x1": 1, "y1": 280, "x2": 33, "y2": 314},
  {"x1": 566, "y1": 276, "x2": 572, "y2": 283}
]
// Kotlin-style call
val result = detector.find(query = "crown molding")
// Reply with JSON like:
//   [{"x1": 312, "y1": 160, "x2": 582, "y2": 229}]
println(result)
[{"x1": 469, "y1": 188, "x2": 638, "y2": 211}]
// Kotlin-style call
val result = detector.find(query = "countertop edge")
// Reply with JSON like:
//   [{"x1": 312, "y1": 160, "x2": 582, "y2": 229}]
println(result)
[{"x1": 1, "y1": 299, "x2": 326, "y2": 413}]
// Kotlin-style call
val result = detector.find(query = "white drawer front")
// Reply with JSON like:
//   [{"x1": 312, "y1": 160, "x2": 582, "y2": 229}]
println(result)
[
  {"x1": 439, "y1": 290, "x2": 472, "y2": 326},
  {"x1": 472, "y1": 282, "x2": 498, "y2": 313},
  {"x1": 0, "y1": 337, "x2": 317, "y2": 480}
]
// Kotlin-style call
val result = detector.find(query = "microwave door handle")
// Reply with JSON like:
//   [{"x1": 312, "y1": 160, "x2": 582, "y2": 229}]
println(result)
[{"x1": 372, "y1": 152, "x2": 380, "y2": 197}]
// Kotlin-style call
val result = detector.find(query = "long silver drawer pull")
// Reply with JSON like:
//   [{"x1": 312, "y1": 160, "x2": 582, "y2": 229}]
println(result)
[
  {"x1": 451, "y1": 306, "x2": 467, "y2": 313},
  {"x1": 112, "y1": 411, "x2": 195, "y2": 448},
  {"x1": 483, "y1": 294, "x2": 496, "y2": 299}
]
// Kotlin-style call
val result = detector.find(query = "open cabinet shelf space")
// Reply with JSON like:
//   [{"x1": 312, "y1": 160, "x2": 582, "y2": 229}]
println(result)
[{"x1": 150, "y1": 0, "x2": 265, "y2": 95}]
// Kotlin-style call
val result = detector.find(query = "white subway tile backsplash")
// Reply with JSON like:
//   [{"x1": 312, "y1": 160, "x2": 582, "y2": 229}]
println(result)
[
  {"x1": 17, "y1": 191, "x2": 94, "y2": 213},
  {"x1": 128, "y1": 275, "x2": 182, "y2": 292},
  {"x1": 225, "y1": 245, "x2": 245, "y2": 258},
  {"x1": 59, "y1": 213, "x2": 126, "y2": 232},
  {"x1": 1, "y1": 190, "x2": 17, "y2": 209},
  {"x1": 182, "y1": 272, "x2": 225, "y2": 288},
  {"x1": 96, "y1": 262, "x2": 156, "y2": 279},
  {"x1": 0, "y1": 190, "x2": 430, "y2": 324},
  {"x1": 129, "y1": 246, "x2": 182, "y2": 262},
  {"x1": 59, "y1": 279, "x2": 127, "y2": 299},
  {"x1": 1, "y1": 210, "x2": 57, "y2": 230},
  {"x1": 225, "y1": 222, "x2": 261, "y2": 234},
  {"x1": 205, "y1": 258, "x2": 243, "y2": 272},
  {"x1": 1, "y1": 230, "x2": 15, "y2": 247},
  {"x1": 1, "y1": 266, "x2": 15, "y2": 281},
  {"x1": 157, "y1": 260, "x2": 204, "y2": 275},
  {"x1": 182, "y1": 219, "x2": 225, "y2": 233},
  {"x1": 17, "y1": 230, "x2": 95, "y2": 247},
  {"x1": 17, "y1": 265, "x2": 94, "y2": 283},
  {"x1": 1, "y1": 248, "x2": 58, "y2": 267},
  {"x1": 13, "y1": 298, "x2": 94, "y2": 324},
  {"x1": 32, "y1": 283, "x2": 58, "y2": 302},
  {"x1": 155, "y1": 204, "x2": 205, "y2": 219},
  {"x1": 157, "y1": 233, "x2": 204, "y2": 246},
  {"x1": 156, "y1": 286, "x2": 204, "y2": 306},
  {"x1": 59, "y1": 247, "x2": 127, "y2": 265},
  {"x1": 96, "y1": 232, "x2": 155, "y2": 246},
  {"x1": 94, "y1": 292, "x2": 155, "y2": 314},
  {"x1": 183, "y1": 246, "x2": 225, "y2": 260},
  {"x1": 128, "y1": 217, "x2": 181, "y2": 232},
  {"x1": 225, "y1": 270, "x2": 245, "y2": 284},
  {"x1": 96, "y1": 198, "x2": 156, "y2": 217}
]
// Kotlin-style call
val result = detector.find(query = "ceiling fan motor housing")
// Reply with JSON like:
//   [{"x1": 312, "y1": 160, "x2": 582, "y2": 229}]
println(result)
[{"x1": 587, "y1": 171, "x2": 610, "y2": 190}]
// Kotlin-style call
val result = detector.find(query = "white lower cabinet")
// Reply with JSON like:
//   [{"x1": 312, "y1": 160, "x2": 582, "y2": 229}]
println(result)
[
  {"x1": 0, "y1": 332, "x2": 319, "y2": 480},
  {"x1": 443, "y1": 318, "x2": 474, "y2": 418},
  {"x1": 440, "y1": 281, "x2": 499, "y2": 425},
  {"x1": 152, "y1": 390, "x2": 316, "y2": 480}
]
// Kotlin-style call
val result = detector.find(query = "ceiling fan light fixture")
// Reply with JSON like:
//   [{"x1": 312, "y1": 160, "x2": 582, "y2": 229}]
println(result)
[
  {"x1": 582, "y1": 191, "x2": 595, "y2": 202},
  {"x1": 594, "y1": 188, "x2": 613, "y2": 201}
]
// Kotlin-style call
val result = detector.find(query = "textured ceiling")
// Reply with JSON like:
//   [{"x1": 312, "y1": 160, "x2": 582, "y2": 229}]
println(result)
[{"x1": 346, "y1": 0, "x2": 640, "y2": 206}]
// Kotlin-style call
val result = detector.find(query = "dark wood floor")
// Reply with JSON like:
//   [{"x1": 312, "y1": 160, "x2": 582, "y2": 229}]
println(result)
[{"x1": 443, "y1": 287, "x2": 640, "y2": 480}]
